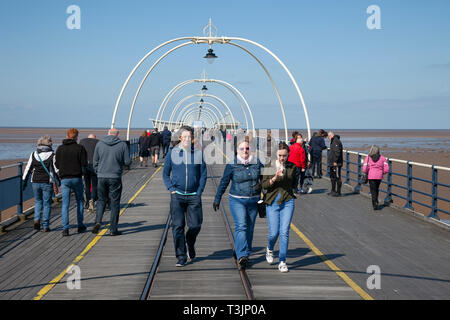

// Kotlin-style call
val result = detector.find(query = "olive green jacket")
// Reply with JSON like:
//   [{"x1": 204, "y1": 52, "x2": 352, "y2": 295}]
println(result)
[{"x1": 262, "y1": 161, "x2": 297, "y2": 205}]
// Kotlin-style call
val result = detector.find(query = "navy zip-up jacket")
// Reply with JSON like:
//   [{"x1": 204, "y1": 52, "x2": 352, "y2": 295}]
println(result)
[
  {"x1": 309, "y1": 135, "x2": 327, "y2": 155},
  {"x1": 163, "y1": 145, "x2": 207, "y2": 196}
]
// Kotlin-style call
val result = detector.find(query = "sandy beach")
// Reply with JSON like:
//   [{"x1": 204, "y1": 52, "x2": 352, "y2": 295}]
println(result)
[{"x1": 1, "y1": 128, "x2": 449, "y2": 223}]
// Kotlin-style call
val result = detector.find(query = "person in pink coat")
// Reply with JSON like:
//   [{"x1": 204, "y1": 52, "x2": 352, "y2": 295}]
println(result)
[{"x1": 363, "y1": 145, "x2": 390, "y2": 210}]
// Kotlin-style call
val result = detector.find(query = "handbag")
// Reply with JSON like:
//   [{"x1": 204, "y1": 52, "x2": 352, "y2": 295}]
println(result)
[
  {"x1": 361, "y1": 158, "x2": 369, "y2": 184},
  {"x1": 257, "y1": 192, "x2": 266, "y2": 218},
  {"x1": 36, "y1": 152, "x2": 60, "y2": 195}
]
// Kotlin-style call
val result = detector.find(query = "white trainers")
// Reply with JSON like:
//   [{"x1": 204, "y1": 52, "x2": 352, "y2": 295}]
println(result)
[
  {"x1": 307, "y1": 187, "x2": 313, "y2": 194},
  {"x1": 278, "y1": 261, "x2": 288, "y2": 273},
  {"x1": 266, "y1": 247, "x2": 274, "y2": 264}
]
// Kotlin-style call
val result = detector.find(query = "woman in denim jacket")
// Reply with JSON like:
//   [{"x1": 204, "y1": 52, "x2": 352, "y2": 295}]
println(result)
[{"x1": 213, "y1": 137, "x2": 264, "y2": 270}]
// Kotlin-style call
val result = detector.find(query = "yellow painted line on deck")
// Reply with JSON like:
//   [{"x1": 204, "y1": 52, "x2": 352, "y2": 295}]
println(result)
[
  {"x1": 212, "y1": 142, "x2": 374, "y2": 300},
  {"x1": 290, "y1": 223, "x2": 374, "y2": 300},
  {"x1": 33, "y1": 166, "x2": 162, "y2": 300}
]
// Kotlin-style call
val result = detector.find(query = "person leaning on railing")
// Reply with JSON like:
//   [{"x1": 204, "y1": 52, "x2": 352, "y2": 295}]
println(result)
[
  {"x1": 22, "y1": 135, "x2": 59, "y2": 232},
  {"x1": 363, "y1": 145, "x2": 390, "y2": 211}
]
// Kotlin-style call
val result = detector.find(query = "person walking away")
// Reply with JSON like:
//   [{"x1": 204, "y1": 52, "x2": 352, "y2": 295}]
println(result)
[
  {"x1": 138, "y1": 130, "x2": 150, "y2": 167},
  {"x1": 363, "y1": 145, "x2": 389, "y2": 210},
  {"x1": 91, "y1": 128, "x2": 131, "y2": 236},
  {"x1": 22, "y1": 135, "x2": 59, "y2": 232},
  {"x1": 79, "y1": 134, "x2": 99, "y2": 212},
  {"x1": 262, "y1": 142, "x2": 297, "y2": 273},
  {"x1": 163, "y1": 126, "x2": 207, "y2": 267},
  {"x1": 288, "y1": 133, "x2": 306, "y2": 194},
  {"x1": 327, "y1": 131, "x2": 343, "y2": 197},
  {"x1": 55, "y1": 128, "x2": 88, "y2": 236},
  {"x1": 319, "y1": 129, "x2": 328, "y2": 176},
  {"x1": 309, "y1": 130, "x2": 327, "y2": 178},
  {"x1": 149, "y1": 128, "x2": 162, "y2": 167},
  {"x1": 213, "y1": 137, "x2": 264, "y2": 270},
  {"x1": 161, "y1": 126, "x2": 172, "y2": 158}
]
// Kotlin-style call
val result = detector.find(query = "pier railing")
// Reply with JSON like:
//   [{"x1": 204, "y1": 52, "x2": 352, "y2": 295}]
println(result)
[
  {"x1": 327, "y1": 149, "x2": 450, "y2": 221},
  {"x1": 0, "y1": 139, "x2": 139, "y2": 229},
  {"x1": 254, "y1": 135, "x2": 449, "y2": 223}
]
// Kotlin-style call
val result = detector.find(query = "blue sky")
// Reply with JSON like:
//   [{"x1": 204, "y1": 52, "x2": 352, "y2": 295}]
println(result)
[{"x1": 0, "y1": 0, "x2": 449, "y2": 129}]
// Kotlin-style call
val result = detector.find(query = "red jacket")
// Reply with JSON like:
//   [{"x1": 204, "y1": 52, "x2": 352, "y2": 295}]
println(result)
[{"x1": 288, "y1": 143, "x2": 306, "y2": 169}]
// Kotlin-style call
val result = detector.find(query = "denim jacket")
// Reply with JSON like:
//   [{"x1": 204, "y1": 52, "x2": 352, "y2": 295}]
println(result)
[
  {"x1": 163, "y1": 145, "x2": 207, "y2": 196},
  {"x1": 214, "y1": 157, "x2": 264, "y2": 204}
]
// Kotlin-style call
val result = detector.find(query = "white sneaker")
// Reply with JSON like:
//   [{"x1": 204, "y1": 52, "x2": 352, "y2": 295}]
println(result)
[
  {"x1": 307, "y1": 187, "x2": 313, "y2": 194},
  {"x1": 266, "y1": 247, "x2": 274, "y2": 264},
  {"x1": 278, "y1": 261, "x2": 288, "y2": 273}
]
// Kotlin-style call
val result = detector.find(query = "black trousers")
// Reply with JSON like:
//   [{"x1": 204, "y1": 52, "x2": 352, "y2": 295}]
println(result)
[
  {"x1": 83, "y1": 165, "x2": 98, "y2": 202},
  {"x1": 329, "y1": 166, "x2": 342, "y2": 194},
  {"x1": 369, "y1": 179, "x2": 381, "y2": 207},
  {"x1": 312, "y1": 153, "x2": 322, "y2": 177},
  {"x1": 96, "y1": 178, "x2": 122, "y2": 232},
  {"x1": 170, "y1": 193, "x2": 203, "y2": 261}
]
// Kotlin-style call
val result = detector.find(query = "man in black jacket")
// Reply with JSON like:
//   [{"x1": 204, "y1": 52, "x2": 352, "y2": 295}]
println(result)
[
  {"x1": 327, "y1": 131, "x2": 343, "y2": 197},
  {"x1": 161, "y1": 126, "x2": 172, "y2": 158},
  {"x1": 55, "y1": 128, "x2": 88, "y2": 236},
  {"x1": 149, "y1": 128, "x2": 162, "y2": 167},
  {"x1": 79, "y1": 134, "x2": 99, "y2": 212},
  {"x1": 309, "y1": 130, "x2": 327, "y2": 178}
]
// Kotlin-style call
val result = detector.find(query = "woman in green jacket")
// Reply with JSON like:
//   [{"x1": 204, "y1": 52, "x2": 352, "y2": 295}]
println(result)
[{"x1": 262, "y1": 142, "x2": 297, "y2": 272}]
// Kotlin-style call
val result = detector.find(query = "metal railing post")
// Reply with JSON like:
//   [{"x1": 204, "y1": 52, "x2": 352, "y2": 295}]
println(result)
[
  {"x1": 354, "y1": 153, "x2": 362, "y2": 193},
  {"x1": 345, "y1": 151, "x2": 350, "y2": 184},
  {"x1": 428, "y1": 165, "x2": 438, "y2": 219},
  {"x1": 384, "y1": 159, "x2": 393, "y2": 205},
  {"x1": 404, "y1": 161, "x2": 414, "y2": 210},
  {"x1": 18, "y1": 162, "x2": 24, "y2": 217}
]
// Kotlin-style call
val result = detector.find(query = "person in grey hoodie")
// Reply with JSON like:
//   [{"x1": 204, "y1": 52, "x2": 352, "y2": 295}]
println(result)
[{"x1": 91, "y1": 128, "x2": 131, "y2": 235}]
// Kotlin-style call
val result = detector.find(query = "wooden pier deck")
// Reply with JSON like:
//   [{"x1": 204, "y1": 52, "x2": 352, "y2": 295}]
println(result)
[{"x1": 0, "y1": 159, "x2": 449, "y2": 300}]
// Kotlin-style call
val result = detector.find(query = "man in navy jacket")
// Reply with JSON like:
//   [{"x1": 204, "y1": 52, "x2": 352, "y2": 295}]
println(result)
[{"x1": 163, "y1": 126, "x2": 207, "y2": 267}]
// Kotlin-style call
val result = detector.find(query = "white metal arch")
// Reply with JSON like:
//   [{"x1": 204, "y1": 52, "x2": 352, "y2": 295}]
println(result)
[
  {"x1": 125, "y1": 42, "x2": 193, "y2": 141},
  {"x1": 112, "y1": 32, "x2": 311, "y2": 141},
  {"x1": 175, "y1": 102, "x2": 223, "y2": 128},
  {"x1": 183, "y1": 113, "x2": 213, "y2": 128},
  {"x1": 153, "y1": 79, "x2": 253, "y2": 137},
  {"x1": 167, "y1": 94, "x2": 238, "y2": 131},
  {"x1": 177, "y1": 105, "x2": 221, "y2": 127},
  {"x1": 183, "y1": 112, "x2": 214, "y2": 128},
  {"x1": 181, "y1": 107, "x2": 218, "y2": 128}
]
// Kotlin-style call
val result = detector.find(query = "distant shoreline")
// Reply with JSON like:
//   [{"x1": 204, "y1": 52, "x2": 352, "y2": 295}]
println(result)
[{"x1": 1, "y1": 126, "x2": 449, "y2": 131}]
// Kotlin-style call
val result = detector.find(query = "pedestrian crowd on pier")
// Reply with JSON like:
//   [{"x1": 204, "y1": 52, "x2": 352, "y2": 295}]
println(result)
[{"x1": 22, "y1": 125, "x2": 389, "y2": 273}]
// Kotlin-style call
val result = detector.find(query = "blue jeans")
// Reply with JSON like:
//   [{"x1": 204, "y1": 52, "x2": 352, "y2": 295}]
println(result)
[
  {"x1": 170, "y1": 193, "x2": 203, "y2": 261},
  {"x1": 96, "y1": 178, "x2": 122, "y2": 233},
  {"x1": 267, "y1": 193, "x2": 295, "y2": 262},
  {"x1": 228, "y1": 195, "x2": 259, "y2": 260},
  {"x1": 61, "y1": 178, "x2": 85, "y2": 230},
  {"x1": 32, "y1": 183, "x2": 53, "y2": 229}
]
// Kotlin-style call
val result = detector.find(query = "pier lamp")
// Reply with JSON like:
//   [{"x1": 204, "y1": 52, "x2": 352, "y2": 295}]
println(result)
[{"x1": 203, "y1": 48, "x2": 218, "y2": 64}]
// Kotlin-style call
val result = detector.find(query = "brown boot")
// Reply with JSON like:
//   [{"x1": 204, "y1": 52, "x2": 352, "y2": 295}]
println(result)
[{"x1": 33, "y1": 221, "x2": 40, "y2": 231}]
